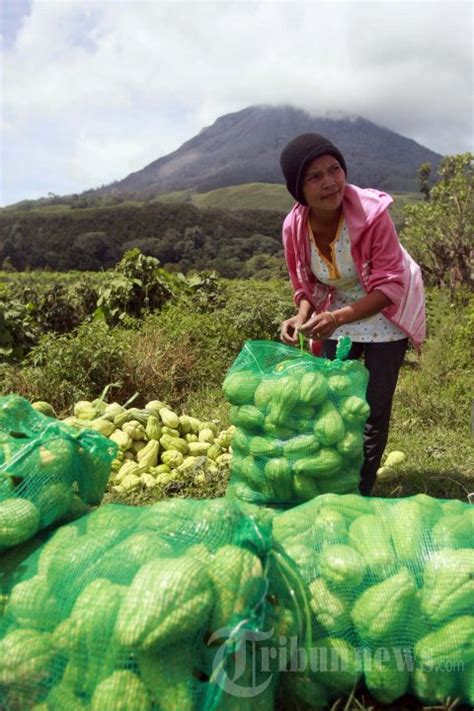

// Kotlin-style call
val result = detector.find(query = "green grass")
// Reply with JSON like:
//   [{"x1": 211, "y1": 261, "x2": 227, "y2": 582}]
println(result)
[{"x1": 1, "y1": 185, "x2": 422, "y2": 218}]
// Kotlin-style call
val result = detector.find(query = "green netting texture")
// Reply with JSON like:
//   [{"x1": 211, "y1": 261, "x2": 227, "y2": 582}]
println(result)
[
  {"x1": 0, "y1": 395, "x2": 118, "y2": 551},
  {"x1": 272, "y1": 493, "x2": 474, "y2": 708},
  {"x1": 223, "y1": 340, "x2": 369, "y2": 506},
  {"x1": 0, "y1": 497, "x2": 288, "y2": 711}
]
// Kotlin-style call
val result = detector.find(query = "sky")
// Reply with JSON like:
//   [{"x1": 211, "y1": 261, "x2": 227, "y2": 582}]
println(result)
[{"x1": 1, "y1": 0, "x2": 472, "y2": 206}]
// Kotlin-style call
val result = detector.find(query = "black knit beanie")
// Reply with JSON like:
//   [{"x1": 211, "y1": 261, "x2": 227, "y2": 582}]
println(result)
[{"x1": 279, "y1": 133, "x2": 347, "y2": 205}]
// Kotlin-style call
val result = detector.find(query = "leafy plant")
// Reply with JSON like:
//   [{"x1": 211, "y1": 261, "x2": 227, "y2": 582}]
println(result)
[
  {"x1": 94, "y1": 249, "x2": 184, "y2": 325},
  {"x1": 401, "y1": 153, "x2": 473, "y2": 290},
  {"x1": 0, "y1": 293, "x2": 39, "y2": 362}
]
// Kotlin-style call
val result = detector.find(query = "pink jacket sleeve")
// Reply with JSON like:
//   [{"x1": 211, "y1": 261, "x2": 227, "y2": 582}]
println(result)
[
  {"x1": 361, "y1": 211, "x2": 407, "y2": 307},
  {"x1": 282, "y1": 212, "x2": 307, "y2": 307}
]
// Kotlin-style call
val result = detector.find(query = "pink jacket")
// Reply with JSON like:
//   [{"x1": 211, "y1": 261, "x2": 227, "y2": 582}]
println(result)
[{"x1": 282, "y1": 183, "x2": 426, "y2": 350}]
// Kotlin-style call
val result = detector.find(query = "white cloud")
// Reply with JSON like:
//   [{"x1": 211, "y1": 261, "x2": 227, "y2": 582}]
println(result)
[{"x1": 1, "y1": 0, "x2": 472, "y2": 205}]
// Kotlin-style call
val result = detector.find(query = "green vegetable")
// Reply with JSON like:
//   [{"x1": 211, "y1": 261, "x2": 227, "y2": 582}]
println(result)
[
  {"x1": 198, "y1": 428, "x2": 214, "y2": 444},
  {"x1": 144, "y1": 399, "x2": 167, "y2": 416},
  {"x1": 340, "y1": 395, "x2": 370, "y2": 425},
  {"x1": 318, "y1": 493, "x2": 374, "y2": 522},
  {"x1": 411, "y1": 493, "x2": 443, "y2": 525},
  {"x1": 316, "y1": 637, "x2": 361, "y2": 691},
  {"x1": 88, "y1": 418, "x2": 116, "y2": 437},
  {"x1": 293, "y1": 448, "x2": 343, "y2": 479},
  {"x1": 103, "y1": 402, "x2": 126, "y2": 420},
  {"x1": 432, "y1": 513, "x2": 473, "y2": 550},
  {"x1": 0, "y1": 629, "x2": 54, "y2": 686},
  {"x1": 317, "y1": 469, "x2": 360, "y2": 495},
  {"x1": 249, "y1": 436, "x2": 282, "y2": 458},
  {"x1": 414, "y1": 616, "x2": 474, "y2": 671},
  {"x1": 159, "y1": 433, "x2": 188, "y2": 454},
  {"x1": 281, "y1": 673, "x2": 330, "y2": 710},
  {"x1": 318, "y1": 543, "x2": 366, "y2": 586},
  {"x1": 144, "y1": 415, "x2": 161, "y2": 441},
  {"x1": 161, "y1": 450, "x2": 184, "y2": 468},
  {"x1": 386, "y1": 499, "x2": 425, "y2": 563},
  {"x1": 136, "y1": 440, "x2": 160, "y2": 467},
  {"x1": 351, "y1": 568, "x2": 418, "y2": 641},
  {"x1": 282, "y1": 434, "x2": 320, "y2": 459},
  {"x1": 34, "y1": 481, "x2": 73, "y2": 528},
  {"x1": 159, "y1": 407, "x2": 180, "y2": 428},
  {"x1": 0, "y1": 498, "x2": 40, "y2": 548},
  {"x1": 314, "y1": 403, "x2": 345, "y2": 445},
  {"x1": 116, "y1": 556, "x2": 213, "y2": 649},
  {"x1": 264, "y1": 458, "x2": 293, "y2": 500},
  {"x1": 309, "y1": 577, "x2": 352, "y2": 635},
  {"x1": 365, "y1": 657, "x2": 410, "y2": 703},
  {"x1": 411, "y1": 666, "x2": 457, "y2": 704},
  {"x1": 206, "y1": 444, "x2": 223, "y2": 461},
  {"x1": 273, "y1": 375, "x2": 300, "y2": 409},
  {"x1": 187, "y1": 441, "x2": 211, "y2": 456},
  {"x1": 73, "y1": 400, "x2": 97, "y2": 420},
  {"x1": 348, "y1": 514, "x2": 396, "y2": 576},
  {"x1": 90, "y1": 671, "x2": 151, "y2": 711},
  {"x1": 109, "y1": 429, "x2": 133, "y2": 451},
  {"x1": 209, "y1": 545, "x2": 264, "y2": 630},
  {"x1": 239, "y1": 456, "x2": 272, "y2": 496},
  {"x1": 292, "y1": 474, "x2": 320, "y2": 501},
  {"x1": 384, "y1": 450, "x2": 406, "y2": 467},
  {"x1": 31, "y1": 401, "x2": 56, "y2": 418},
  {"x1": 327, "y1": 373, "x2": 352, "y2": 397},
  {"x1": 139, "y1": 646, "x2": 196, "y2": 711},
  {"x1": 36, "y1": 525, "x2": 80, "y2": 576},
  {"x1": 43, "y1": 682, "x2": 86, "y2": 711},
  {"x1": 7, "y1": 574, "x2": 62, "y2": 631},
  {"x1": 299, "y1": 371, "x2": 328, "y2": 405},
  {"x1": 223, "y1": 371, "x2": 261, "y2": 406},
  {"x1": 122, "y1": 420, "x2": 146, "y2": 441},
  {"x1": 230, "y1": 428, "x2": 251, "y2": 454},
  {"x1": 311, "y1": 508, "x2": 348, "y2": 545},
  {"x1": 230, "y1": 405, "x2": 265, "y2": 432},
  {"x1": 336, "y1": 430, "x2": 363, "y2": 458},
  {"x1": 420, "y1": 549, "x2": 474, "y2": 623}
]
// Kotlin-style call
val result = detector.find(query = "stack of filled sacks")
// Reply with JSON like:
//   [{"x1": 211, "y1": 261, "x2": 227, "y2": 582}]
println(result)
[
  {"x1": 0, "y1": 396, "x2": 117, "y2": 551},
  {"x1": 0, "y1": 497, "x2": 298, "y2": 711},
  {"x1": 272, "y1": 493, "x2": 474, "y2": 708},
  {"x1": 224, "y1": 339, "x2": 369, "y2": 506}
]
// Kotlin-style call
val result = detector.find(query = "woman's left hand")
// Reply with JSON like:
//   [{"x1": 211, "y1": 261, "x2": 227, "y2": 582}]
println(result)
[{"x1": 298, "y1": 311, "x2": 339, "y2": 340}]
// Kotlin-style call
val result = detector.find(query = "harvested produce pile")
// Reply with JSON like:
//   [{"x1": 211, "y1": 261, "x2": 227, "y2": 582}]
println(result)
[
  {"x1": 0, "y1": 490, "x2": 472, "y2": 709},
  {"x1": 0, "y1": 396, "x2": 117, "y2": 551},
  {"x1": 61, "y1": 397, "x2": 234, "y2": 496},
  {"x1": 224, "y1": 339, "x2": 369, "y2": 505},
  {"x1": 273, "y1": 493, "x2": 474, "y2": 708},
  {"x1": 0, "y1": 498, "x2": 290, "y2": 711}
]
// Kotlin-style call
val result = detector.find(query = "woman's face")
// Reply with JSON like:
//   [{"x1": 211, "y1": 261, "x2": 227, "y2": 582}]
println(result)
[{"x1": 301, "y1": 154, "x2": 346, "y2": 214}]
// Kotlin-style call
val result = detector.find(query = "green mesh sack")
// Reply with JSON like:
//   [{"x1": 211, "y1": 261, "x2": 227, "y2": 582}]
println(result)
[
  {"x1": 272, "y1": 493, "x2": 474, "y2": 708},
  {"x1": 0, "y1": 497, "x2": 290, "y2": 711},
  {"x1": 224, "y1": 338, "x2": 369, "y2": 507},
  {"x1": 0, "y1": 395, "x2": 117, "y2": 551}
]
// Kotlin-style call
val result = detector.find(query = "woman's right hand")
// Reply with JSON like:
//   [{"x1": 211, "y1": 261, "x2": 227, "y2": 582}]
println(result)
[{"x1": 280, "y1": 315, "x2": 303, "y2": 346}]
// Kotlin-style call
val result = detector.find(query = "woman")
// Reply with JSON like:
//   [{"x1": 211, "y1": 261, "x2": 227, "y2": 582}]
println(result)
[{"x1": 279, "y1": 133, "x2": 426, "y2": 495}]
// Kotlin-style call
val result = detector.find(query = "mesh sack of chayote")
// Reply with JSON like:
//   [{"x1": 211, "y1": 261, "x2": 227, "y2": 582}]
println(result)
[
  {"x1": 0, "y1": 497, "x2": 297, "y2": 711},
  {"x1": 223, "y1": 338, "x2": 369, "y2": 507},
  {"x1": 271, "y1": 492, "x2": 474, "y2": 708},
  {"x1": 0, "y1": 395, "x2": 117, "y2": 551}
]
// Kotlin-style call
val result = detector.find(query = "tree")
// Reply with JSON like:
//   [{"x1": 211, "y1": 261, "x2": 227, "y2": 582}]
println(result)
[
  {"x1": 417, "y1": 162, "x2": 432, "y2": 201},
  {"x1": 401, "y1": 153, "x2": 473, "y2": 290}
]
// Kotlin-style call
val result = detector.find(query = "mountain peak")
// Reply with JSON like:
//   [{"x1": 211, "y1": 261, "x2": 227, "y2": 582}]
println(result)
[{"x1": 98, "y1": 104, "x2": 442, "y2": 196}]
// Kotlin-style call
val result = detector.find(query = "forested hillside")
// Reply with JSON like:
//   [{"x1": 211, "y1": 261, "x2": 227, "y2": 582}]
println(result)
[{"x1": 0, "y1": 190, "x2": 419, "y2": 277}]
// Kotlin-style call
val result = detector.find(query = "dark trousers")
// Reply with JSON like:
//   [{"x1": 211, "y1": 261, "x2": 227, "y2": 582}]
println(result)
[{"x1": 322, "y1": 339, "x2": 408, "y2": 496}]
